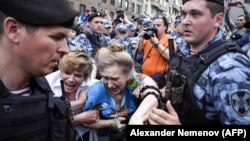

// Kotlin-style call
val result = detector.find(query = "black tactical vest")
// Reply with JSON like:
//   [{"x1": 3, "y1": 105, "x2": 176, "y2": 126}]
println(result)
[
  {"x1": 0, "y1": 77, "x2": 74, "y2": 141},
  {"x1": 169, "y1": 40, "x2": 245, "y2": 124}
]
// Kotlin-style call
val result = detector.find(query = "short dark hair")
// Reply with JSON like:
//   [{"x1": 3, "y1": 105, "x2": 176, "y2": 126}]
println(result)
[
  {"x1": 206, "y1": 1, "x2": 224, "y2": 17},
  {"x1": 182, "y1": 0, "x2": 224, "y2": 17},
  {"x1": 152, "y1": 14, "x2": 169, "y2": 33},
  {"x1": 237, "y1": 15, "x2": 246, "y2": 20}
]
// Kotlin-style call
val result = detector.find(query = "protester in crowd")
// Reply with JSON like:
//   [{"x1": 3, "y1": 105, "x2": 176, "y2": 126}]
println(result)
[
  {"x1": 67, "y1": 25, "x2": 80, "y2": 50},
  {"x1": 149, "y1": 0, "x2": 250, "y2": 125},
  {"x1": 0, "y1": 0, "x2": 78, "y2": 140},
  {"x1": 83, "y1": 43, "x2": 160, "y2": 140},
  {"x1": 77, "y1": 9, "x2": 92, "y2": 26},
  {"x1": 225, "y1": 1, "x2": 249, "y2": 41},
  {"x1": 236, "y1": 13, "x2": 250, "y2": 49},
  {"x1": 46, "y1": 51, "x2": 99, "y2": 141},
  {"x1": 242, "y1": 15, "x2": 250, "y2": 57}
]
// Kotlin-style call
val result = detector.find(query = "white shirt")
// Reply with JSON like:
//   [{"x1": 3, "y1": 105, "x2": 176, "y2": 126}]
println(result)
[{"x1": 45, "y1": 70, "x2": 98, "y2": 140}]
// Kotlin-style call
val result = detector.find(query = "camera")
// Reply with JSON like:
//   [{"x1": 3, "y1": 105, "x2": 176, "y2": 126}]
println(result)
[
  {"x1": 116, "y1": 10, "x2": 124, "y2": 19},
  {"x1": 117, "y1": 13, "x2": 124, "y2": 19},
  {"x1": 91, "y1": 7, "x2": 97, "y2": 13},
  {"x1": 143, "y1": 26, "x2": 157, "y2": 40}
]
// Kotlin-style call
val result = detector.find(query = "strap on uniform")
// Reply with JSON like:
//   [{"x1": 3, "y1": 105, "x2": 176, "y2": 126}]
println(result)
[
  {"x1": 84, "y1": 32, "x2": 102, "y2": 57},
  {"x1": 191, "y1": 40, "x2": 245, "y2": 85}
]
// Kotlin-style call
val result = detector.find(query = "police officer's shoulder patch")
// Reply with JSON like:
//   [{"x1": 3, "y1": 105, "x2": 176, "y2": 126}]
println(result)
[
  {"x1": 231, "y1": 91, "x2": 250, "y2": 116},
  {"x1": 197, "y1": 74, "x2": 208, "y2": 86}
]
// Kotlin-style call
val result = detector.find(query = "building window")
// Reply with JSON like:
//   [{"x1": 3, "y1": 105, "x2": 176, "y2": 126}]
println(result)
[
  {"x1": 80, "y1": 4, "x2": 86, "y2": 13},
  {"x1": 110, "y1": 0, "x2": 115, "y2": 5},
  {"x1": 102, "y1": 0, "x2": 106, "y2": 3},
  {"x1": 131, "y1": 3, "x2": 135, "y2": 12},
  {"x1": 118, "y1": 0, "x2": 122, "y2": 8},
  {"x1": 145, "y1": 4, "x2": 148, "y2": 12},
  {"x1": 125, "y1": 0, "x2": 129, "y2": 10},
  {"x1": 136, "y1": 5, "x2": 141, "y2": 14}
]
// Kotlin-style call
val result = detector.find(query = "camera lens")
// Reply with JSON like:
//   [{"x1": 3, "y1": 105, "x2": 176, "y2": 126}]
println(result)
[
  {"x1": 143, "y1": 33, "x2": 150, "y2": 40},
  {"x1": 118, "y1": 13, "x2": 124, "y2": 19}
]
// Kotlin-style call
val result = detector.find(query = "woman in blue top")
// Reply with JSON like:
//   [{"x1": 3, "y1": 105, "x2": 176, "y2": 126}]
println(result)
[{"x1": 83, "y1": 43, "x2": 160, "y2": 140}]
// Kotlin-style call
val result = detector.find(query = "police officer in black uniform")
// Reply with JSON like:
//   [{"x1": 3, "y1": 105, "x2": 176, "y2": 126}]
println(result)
[{"x1": 0, "y1": 0, "x2": 77, "y2": 140}]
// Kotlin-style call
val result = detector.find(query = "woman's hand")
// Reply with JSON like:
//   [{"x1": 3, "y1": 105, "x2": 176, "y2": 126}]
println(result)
[{"x1": 113, "y1": 116, "x2": 126, "y2": 132}]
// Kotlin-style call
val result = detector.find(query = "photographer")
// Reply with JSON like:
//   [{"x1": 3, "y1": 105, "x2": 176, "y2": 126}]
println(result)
[{"x1": 138, "y1": 14, "x2": 171, "y2": 89}]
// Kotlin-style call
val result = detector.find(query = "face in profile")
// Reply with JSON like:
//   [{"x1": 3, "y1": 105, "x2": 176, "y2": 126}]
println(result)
[{"x1": 18, "y1": 26, "x2": 69, "y2": 76}]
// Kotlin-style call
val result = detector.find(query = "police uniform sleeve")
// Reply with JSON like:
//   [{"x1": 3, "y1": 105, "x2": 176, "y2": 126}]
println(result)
[{"x1": 211, "y1": 53, "x2": 250, "y2": 124}]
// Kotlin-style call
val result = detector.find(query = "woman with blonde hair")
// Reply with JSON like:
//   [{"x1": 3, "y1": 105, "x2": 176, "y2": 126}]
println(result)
[
  {"x1": 46, "y1": 51, "x2": 99, "y2": 141},
  {"x1": 83, "y1": 43, "x2": 161, "y2": 141}
]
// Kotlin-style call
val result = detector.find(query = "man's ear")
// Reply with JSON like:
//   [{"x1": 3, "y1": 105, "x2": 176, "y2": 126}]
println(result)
[
  {"x1": 214, "y1": 12, "x2": 224, "y2": 28},
  {"x1": 3, "y1": 17, "x2": 22, "y2": 43}
]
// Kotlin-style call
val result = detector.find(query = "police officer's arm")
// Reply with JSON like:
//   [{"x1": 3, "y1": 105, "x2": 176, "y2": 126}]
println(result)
[
  {"x1": 129, "y1": 76, "x2": 159, "y2": 125},
  {"x1": 149, "y1": 101, "x2": 181, "y2": 125},
  {"x1": 211, "y1": 54, "x2": 250, "y2": 124}
]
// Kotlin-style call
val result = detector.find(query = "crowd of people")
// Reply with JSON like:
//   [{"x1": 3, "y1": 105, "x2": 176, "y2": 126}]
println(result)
[{"x1": 0, "y1": 0, "x2": 250, "y2": 141}]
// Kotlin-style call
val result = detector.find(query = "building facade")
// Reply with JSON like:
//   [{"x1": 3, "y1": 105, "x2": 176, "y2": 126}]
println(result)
[
  {"x1": 68, "y1": 0, "x2": 182, "y2": 22},
  {"x1": 68, "y1": 0, "x2": 249, "y2": 23}
]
